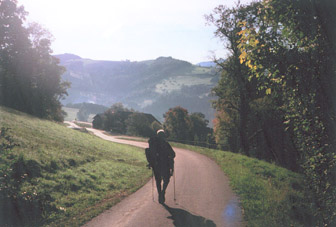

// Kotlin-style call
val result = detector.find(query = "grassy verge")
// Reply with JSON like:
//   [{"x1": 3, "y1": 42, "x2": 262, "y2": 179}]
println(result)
[
  {"x1": 170, "y1": 142, "x2": 310, "y2": 226},
  {"x1": 0, "y1": 106, "x2": 151, "y2": 226},
  {"x1": 116, "y1": 136, "x2": 148, "y2": 142}
]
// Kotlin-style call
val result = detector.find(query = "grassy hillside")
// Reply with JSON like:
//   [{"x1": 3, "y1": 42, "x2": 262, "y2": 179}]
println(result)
[{"x1": 0, "y1": 106, "x2": 151, "y2": 226}]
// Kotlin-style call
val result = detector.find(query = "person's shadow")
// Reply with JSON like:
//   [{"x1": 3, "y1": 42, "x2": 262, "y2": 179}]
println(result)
[{"x1": 163, "y1": 204, "x2": 216, "y2": 227}]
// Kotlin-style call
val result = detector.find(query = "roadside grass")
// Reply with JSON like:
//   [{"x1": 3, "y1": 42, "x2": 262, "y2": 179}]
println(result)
[
  {"x1": 116, "y1": 136, "x2": 148, "y2": 142},
  {"x1": 0, "y1": 106, "x2": 151, "y2": 226},
  {"x1": 170, "y1": 142, "x2": 311, "y2": 226}
]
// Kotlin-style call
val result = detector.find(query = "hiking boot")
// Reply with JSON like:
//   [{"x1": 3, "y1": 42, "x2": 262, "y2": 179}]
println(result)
[
  {"x1": 159, "y1": 193, "x2": 165, "y2": 204},
  {"x1": 158, "y1": 192, "x2": 162, "y2": 204}
]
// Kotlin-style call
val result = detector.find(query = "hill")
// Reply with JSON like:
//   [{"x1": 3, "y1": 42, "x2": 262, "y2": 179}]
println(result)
[
  {"x1": 0, "y1": 106, "x2": 150, "y2": 226},
  {"x1": 55, "y1": 54, "x2": 220, "y2": 125}
]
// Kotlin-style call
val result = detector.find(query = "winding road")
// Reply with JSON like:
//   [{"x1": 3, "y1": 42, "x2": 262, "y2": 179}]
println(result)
[{"x1": 82, "y1": 127, "x2": 243, "y2": 227}]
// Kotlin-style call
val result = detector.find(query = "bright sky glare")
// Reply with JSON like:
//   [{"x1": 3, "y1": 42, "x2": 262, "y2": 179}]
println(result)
[{"x1": 18, "y1": 0, "x2": 252, "y2": 64}]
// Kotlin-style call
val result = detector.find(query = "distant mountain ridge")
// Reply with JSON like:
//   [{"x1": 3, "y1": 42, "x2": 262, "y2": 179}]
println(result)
[
  {"x1": 197, "y1": 59, "x2": 225, "y2": 68},
  {"x1": 57, "y1": 53, "x2": 82, "y2": 62},
  {"x1": 197, "y1": 61, "x2": 217, "y2": 67},
  {"x1": 56, "y1": 54, "x2": 220, "y2": 125}
]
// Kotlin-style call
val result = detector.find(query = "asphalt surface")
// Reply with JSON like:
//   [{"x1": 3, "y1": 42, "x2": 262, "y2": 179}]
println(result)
[{"x1": 83, "y1": 128, "x2": 243, "y2": 227}]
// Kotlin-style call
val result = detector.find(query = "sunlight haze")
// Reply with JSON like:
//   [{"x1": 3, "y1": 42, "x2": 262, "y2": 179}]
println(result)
[{"x1": 19, "y1": 0, "x2": 252, "y2": 63}]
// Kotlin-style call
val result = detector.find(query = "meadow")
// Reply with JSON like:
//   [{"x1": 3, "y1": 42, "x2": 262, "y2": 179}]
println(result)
[{"x1": 0, "y1": 106, "x2": 151, "y2": 226}]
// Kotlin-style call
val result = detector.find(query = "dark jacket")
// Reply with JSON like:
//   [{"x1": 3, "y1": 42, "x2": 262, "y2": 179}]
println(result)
[{"x1": 146, "y1": 136, "x2": 175, "y2": 175}]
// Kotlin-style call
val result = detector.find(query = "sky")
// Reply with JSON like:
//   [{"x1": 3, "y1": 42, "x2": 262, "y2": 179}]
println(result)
[{"x1": 18, "y1": 0, "x2": 252, "y2": 64}]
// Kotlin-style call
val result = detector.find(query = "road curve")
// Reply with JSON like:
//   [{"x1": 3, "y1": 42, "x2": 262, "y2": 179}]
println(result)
[
  {"x1": 84, "y1": 128, "x2": 243, "y2": 227},
  {"x1": 64, "y1": 121, "x2": 82, "y2": 129}
]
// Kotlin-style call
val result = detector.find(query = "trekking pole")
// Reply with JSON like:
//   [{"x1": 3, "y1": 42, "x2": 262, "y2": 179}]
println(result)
[
  {"x1": 152, "y1": 169, "x2": 154, "y2": 202},
  {"x1": 173, "y1": 169, "x2": 176, "y2": 202}
]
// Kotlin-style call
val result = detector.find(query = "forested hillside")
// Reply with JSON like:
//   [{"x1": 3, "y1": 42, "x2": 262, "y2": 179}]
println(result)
[{"x1": 57, "y1": 54, "x2": 219, "y2": 123}]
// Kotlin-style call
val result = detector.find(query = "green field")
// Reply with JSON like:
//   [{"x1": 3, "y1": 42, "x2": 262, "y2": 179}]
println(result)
[
  {"x1": 62, "y1": 107, "x2": 79, "y2": 121},
  {"x1": 0, "y1": 106, "x2": 151, "y2": 226}
]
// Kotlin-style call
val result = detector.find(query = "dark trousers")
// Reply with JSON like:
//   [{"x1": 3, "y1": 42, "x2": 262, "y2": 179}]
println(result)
[{"x1": 153, "y1": 168, "x2": 171, "y2": 197}]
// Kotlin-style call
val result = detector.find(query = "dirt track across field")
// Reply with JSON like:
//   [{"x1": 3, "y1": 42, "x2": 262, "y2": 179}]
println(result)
[{"x1": 83, "y1": 128, "x2": 243, "y2": 227}]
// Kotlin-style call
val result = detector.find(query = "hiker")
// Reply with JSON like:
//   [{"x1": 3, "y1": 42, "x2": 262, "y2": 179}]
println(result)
[{"x1": 145, "y1": 129, "x2": 175, "y2": 204}]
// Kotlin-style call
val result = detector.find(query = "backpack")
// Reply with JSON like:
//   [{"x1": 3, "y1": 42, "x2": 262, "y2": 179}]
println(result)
[
  {"x1": 145, "y1": 136, "x2": 160, "y2": 169},
  {"x1": 145, "y1": 136, "x2": 175, "y2": 171}
]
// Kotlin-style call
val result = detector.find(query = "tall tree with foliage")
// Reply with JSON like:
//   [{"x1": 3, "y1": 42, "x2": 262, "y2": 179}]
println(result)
[
  {"x1": 126, "y1": 112, "x2": 156, "y2": 137},
  {"x1": 235, "y1": 0, "x2": 336, "y2": 225},
  {"x1": 102, "y1": 103, "x2": 133, "y2": 134},
  {"x1": 163, "y1": 106, "x2": 213, "y2": 147},
  {"x1": 207, "y1": 4, "x2": 265, "y2": 156},
  {"x1": 208, "y1": 1, "x2": 312, "y2": 171},
  {"x1": 163, "y1": 106, "x2": 192, "y2": 142},
  {"x1": 209, "y1": 3, "x2": 274, "y2": 158},
  {"x1": 0, "y1": 0, "x2": 69, "y2": 121},
  {"x1": 189, "y1": 112, "x2": 212, "y2": 146}
]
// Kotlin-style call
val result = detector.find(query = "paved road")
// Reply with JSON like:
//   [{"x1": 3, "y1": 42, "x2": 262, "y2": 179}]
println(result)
[
  {"x1": 64, "y1": 121, "x2": 82, "y2": 129},
  {"x1": 83, "y1": 128, "x2": 243, "y2": 227}
]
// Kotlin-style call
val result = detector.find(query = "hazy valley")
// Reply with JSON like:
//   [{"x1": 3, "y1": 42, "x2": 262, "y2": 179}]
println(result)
[{"x1": 57, "y1": 54, "x2": 220, "y2": 124}]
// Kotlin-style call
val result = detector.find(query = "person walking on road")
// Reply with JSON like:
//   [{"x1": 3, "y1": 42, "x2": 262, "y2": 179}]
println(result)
[{"x1": 145, "y1": 129, "x2": 175, "y2": 204}]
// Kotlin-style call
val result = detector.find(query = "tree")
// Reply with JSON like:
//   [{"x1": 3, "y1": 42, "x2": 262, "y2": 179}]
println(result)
[
  {"x1": 211, "y1": 66, "x2": 247, "y2": 153},
  {"x1": 189, "y1": 112, "x2": 212, "y2": 147},
  {"x1": 92, "y1": 114, "x2": 106, "y2": 129},
  {"x1": 207, "y1": 4, "x2": 261, "y2": 156},
  {"x1": 76, "y1": 108, "x2": 89, "y2": 122},
  {"x1": 109, "y1": 103, "x2": 133, "y2": 113},
  {"x1": 208, "y1": 1, "x2": 302, "y2": 170},
  {"x1": 163, "y1": 106, "x2": 192, "y2": 142},
  {"x1": 235, "y1": 0, "x2": 336, "y2": 224},
  {"x1": 92, "y1": 102, "x2": 160, "y2": 137},
  {"x1": 0, "y1": 0, "x2": 69, "y2": 121},
  {"x1": 101, "y1": 103, "x2": 134, "y2": 133},
  {"x1": 74, "y1": 102, "x2": 108, "y2": 122},
  {"x1": 163, "y1": 107, "x2": 214, "y2": 146},
  {"x1": 126, "y1": 113, "x2": 156, "y2": 137}
]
